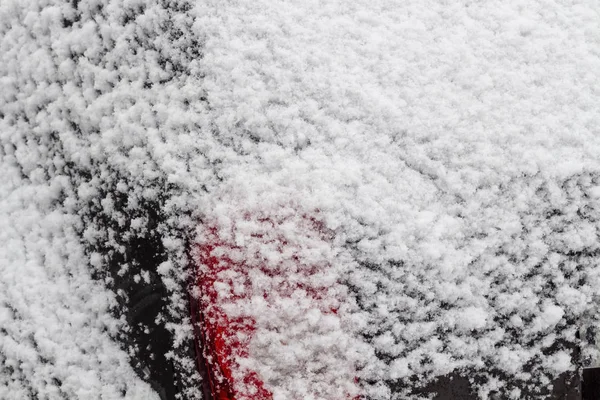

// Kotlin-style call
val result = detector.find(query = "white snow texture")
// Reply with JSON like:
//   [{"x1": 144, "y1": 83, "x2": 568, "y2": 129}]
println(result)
[{"x1": 2, "y1": 0, "x2": 600, "y2": 399}]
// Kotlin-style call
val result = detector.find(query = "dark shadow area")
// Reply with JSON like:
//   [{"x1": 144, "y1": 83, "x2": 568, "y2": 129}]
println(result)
[
  {"x1": 583, "y1": 368, "x2": 600, "y2": 400},
  {"x1": 113, "y1": 230, "x2": 176, "y2": 400},
  {"x1": 79, "y1": 180, "x2": 198, "y2": 400},
  {"x1": 408, "y1": 370, "x2": 580, "y2": 400},
  {"x1": 102, "y1": 201, "x2": 180, "y2": 400},
  {"x1": 423, "y1": 372, "x2": 476, "y2": 400}
]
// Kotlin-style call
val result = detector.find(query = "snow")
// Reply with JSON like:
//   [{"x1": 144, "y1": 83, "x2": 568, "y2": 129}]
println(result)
[
  {"x1": 1, "y1": 0, "x2": 204, "y2": 397},
  {"x1": 192, "y1": 0, "x2": 600, "y2": 397},
  {"x1": 0, "y1": 160, "x2": 158, "y2": 399},
  {"x1": 451, "y1": 306, "x2": 489, "y2": 332},
  {"x1": 2, "y1": 0, "x2": 600, "y2": 398}
]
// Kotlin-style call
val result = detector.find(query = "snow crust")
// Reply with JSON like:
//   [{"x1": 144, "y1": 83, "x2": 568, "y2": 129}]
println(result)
[{"x1": 2, "y1": 0, "x2": 600, "y2": 398}]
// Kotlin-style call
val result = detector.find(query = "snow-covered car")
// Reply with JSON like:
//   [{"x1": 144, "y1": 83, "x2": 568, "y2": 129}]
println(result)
[{"x1": 1, "y1": 0, "x2": 599, "y2": 399}]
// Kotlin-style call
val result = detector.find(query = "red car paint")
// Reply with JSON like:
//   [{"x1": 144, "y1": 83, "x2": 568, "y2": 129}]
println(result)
[
  {"x1": 190, "y1": 214, "x2": 352, "y2": 399},
  {"x1": 192, "y1": 229, "x2": 272, "y2": 399}
]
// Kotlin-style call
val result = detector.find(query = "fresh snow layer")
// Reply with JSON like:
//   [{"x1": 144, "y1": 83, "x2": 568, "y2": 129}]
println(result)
[
  {"x1": 2, "y1": 0, "x2": 600, "y2": 399},
  {"x1": 1, "y1": 0, "x2": 204, "y2": 398},
  {"x1": 193, "y1": 0, "x2": 600, "y2": 398},
  {"x1": 0, "y1": 158, "x2": 159, "y2": 400}
]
